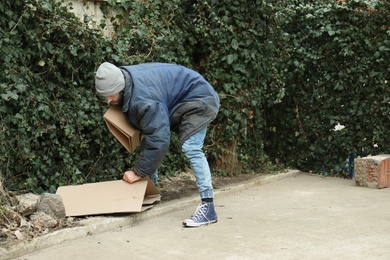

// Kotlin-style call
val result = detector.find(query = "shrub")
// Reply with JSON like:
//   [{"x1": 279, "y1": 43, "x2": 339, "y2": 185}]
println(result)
[
  {"x1": 0, "y1": 0, "x2": 132, "y2": 193},
  {"x1": 264, "y1": 0, "x2": 390, "y2": 177},
  {"x1": 2, "y1": 0, "x2": 388, "y2": 194}
]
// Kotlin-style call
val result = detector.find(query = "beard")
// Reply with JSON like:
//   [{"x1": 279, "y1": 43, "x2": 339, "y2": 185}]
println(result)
[{"x1": 110, "y1": 91, "x2": 124, "y2": 108}]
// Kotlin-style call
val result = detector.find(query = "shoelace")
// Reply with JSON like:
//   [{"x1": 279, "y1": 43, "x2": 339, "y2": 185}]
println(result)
[{"x1": 191, "y1": 203, "x2": 209, "y2": 222}]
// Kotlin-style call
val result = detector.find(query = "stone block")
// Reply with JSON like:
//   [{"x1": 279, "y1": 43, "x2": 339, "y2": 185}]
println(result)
[{"x1": 355, "y1": 154, "x2": 390, "y2": 188}]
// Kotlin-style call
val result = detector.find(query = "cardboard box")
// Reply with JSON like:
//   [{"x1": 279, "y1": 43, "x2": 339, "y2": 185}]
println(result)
[
  {"x1": 56, "y1": 178, "x2": 161, "y2": 217},
  {"x1": 103, "y1": 105, "x2": 142, "y2": 153}
]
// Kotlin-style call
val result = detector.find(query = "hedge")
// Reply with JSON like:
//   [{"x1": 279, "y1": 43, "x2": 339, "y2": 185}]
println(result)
[
  {"x1": 1, "y1": 0, "x2": 388, "y2": 193},
  {"x1": 264, "y1": 0, "x2": 389, "y2": 177}
]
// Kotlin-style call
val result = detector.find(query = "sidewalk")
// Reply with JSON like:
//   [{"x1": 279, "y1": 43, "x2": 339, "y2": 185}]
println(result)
[{"x1": 6, "y1": 171, "x2": 390, "y2": 259}]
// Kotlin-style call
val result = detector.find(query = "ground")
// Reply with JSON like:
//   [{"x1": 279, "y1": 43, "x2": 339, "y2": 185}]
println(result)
[
  {"x1": 0, "y1": 171, "x2": 260, "y2": 248},
  {"x1": 159, "y1": 170, "x2": 261, "y2": 201}
]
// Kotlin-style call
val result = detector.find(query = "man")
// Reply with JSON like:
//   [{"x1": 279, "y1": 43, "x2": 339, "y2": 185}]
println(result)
[{"x1": 95, "y1": 62, "x2": 220, "y2": 227}]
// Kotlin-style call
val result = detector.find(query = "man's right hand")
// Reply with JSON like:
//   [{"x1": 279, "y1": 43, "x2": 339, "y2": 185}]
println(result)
[{"x1": 123, "y1": 170, "x2": 141, "y2": 184}]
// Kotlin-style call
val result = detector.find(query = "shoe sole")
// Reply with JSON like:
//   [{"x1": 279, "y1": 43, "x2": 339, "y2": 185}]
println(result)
[{"x1": 182, "y1": 220, "x2": 218, "y2": 227}]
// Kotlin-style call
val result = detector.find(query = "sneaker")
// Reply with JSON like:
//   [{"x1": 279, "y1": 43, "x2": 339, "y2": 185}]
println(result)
[{"x1": 182, "y1": 202, "x2": 218, "y2": 227}]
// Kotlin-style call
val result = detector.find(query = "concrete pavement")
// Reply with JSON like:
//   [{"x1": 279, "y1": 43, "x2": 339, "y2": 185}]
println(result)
[{"x1": 5, "y1": 171, "x2": 390, "y2": 259}]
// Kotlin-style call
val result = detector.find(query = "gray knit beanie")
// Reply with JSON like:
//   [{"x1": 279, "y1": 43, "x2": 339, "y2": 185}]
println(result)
[{"x1": 95, "y1": 62, "x2": 125, "y2": 96}]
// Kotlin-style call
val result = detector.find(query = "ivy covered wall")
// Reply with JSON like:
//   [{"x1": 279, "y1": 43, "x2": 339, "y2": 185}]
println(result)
[{"x1": 1, "y1": 0, "x2": 388, "y2": 193}]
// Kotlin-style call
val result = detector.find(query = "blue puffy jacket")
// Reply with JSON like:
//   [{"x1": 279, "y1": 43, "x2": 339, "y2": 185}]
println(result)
[{"x1": 120, "y1": 63, "x2": 220, "y2": 178}]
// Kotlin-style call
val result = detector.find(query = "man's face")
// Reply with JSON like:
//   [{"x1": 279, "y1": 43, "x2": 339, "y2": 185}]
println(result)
[{"x1": 105, "y1": 91, "x2": 124, "y2": 107}]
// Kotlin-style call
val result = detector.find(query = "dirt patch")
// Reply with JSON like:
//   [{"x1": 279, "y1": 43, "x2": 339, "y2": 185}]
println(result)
[
  {"x1": 159, "y1": 170, "x2": 261, "y2": 201},
  {"x1": 0, "y1": 172, "x2": 260, "y2": 248}
]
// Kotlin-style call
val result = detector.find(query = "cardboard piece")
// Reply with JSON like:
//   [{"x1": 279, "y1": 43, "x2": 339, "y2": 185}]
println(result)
[
  {"x1": 56, "y1": 178, "x2": 160, "y2": 217},
  {"x1": 103, "y1": 105, "x2": 142, "y2": 153}
]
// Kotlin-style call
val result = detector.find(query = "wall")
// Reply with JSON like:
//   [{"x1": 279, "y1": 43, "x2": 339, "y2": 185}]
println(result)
[{"x1": 62, "y1": 0, "x2": 115, "y2": 36}]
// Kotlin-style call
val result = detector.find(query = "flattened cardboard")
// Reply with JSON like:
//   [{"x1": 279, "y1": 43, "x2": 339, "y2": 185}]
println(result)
[
  {"x1": 56, "y1": 178, "x2": 160, "y2": 217},
  {"x1": 103, "y1": 105, "x2": 142, "y2": 153}
]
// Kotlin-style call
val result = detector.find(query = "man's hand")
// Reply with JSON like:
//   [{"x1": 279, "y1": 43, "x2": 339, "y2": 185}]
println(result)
[{"x1": 123, "y1": 170, "x2": 142, "y2": 183}]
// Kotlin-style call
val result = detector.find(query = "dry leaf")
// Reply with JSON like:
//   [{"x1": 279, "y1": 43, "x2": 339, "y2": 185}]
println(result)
[{"x1": 14, "y1": 230, "x2": 24, "y2": 240}]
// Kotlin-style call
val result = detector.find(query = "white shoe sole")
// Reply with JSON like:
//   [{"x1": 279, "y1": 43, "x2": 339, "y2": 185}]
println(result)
[{"x1": 182, "y1": 219, "x2": 218, "y2": 227}]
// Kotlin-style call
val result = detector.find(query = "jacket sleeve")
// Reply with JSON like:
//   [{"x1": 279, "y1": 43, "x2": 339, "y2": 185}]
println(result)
[{"x1": 130, "y1": 102, "x2": 170, "y2": 178}]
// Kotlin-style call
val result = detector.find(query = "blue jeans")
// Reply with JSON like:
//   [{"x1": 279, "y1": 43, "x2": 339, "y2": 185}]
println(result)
[
  {"x1": 150, "y1": 126, "x2": 214, "y2": 199},
  {"x1": 181, "y1": 127, "x2": 214, "y2": 199}
]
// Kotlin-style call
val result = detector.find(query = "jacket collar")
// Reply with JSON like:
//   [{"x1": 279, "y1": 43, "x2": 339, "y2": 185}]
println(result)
[{"x1": 120, "y1": 68, "x2": 133, "y2": 113}]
